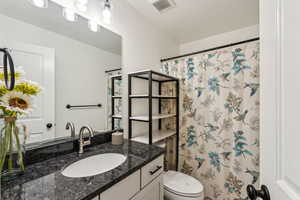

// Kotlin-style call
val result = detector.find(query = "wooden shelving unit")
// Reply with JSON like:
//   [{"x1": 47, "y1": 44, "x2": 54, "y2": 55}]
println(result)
[
  {"x1": 128, "y1": 70, "x2": 179, "y2": 169},
  {"x1": 111, "y1": 75, "x2": 122, "y2": 130}
]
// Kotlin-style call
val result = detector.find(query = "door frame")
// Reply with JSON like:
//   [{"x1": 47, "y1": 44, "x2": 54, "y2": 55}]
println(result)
[{"x1": 260, "y1": 0, "x2": 300, "y2": 199}]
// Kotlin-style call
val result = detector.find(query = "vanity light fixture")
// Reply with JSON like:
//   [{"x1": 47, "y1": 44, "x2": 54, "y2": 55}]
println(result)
[
  {"x1": 74, "y1": 0, "x2": 88, "y2": 12},
  {"x1": 28, "y1": 0, "x2": 48, "y2": 8},
  {"x1": 102, "y1": 0, "x2": 112, "y2": 24},
  {"x1": 88, "y1": 20, "x2": 99, "y2": 32},
  {"x1": 27, "y1": 0, "x2": 113, "y2": 30},
  {"x1": 63, "y1": 7, "x2": 78, "y2": 22}
]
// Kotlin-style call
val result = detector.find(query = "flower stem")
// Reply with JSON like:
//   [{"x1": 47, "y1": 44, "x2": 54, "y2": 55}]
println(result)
[
  {"x1": 8, "y1": 122, "x2": 13, "y2": 170},
  {"x1": 13, "y1": 125, "x2": 24, "y2": 171},
  {"x1": 0, "y1": 118, "x2": 25, "y2": 175},
  {"x1": 0, "y1": 124, "x2": 9, "y2": 173},
  {"x1": 0, "y1": 128, "x2": 7, "y2": 173}
]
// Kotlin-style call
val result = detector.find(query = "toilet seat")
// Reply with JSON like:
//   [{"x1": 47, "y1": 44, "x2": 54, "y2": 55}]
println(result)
[
  {"x1": 163, "y1": 171, "x2": 203, "y2": 198},
  {"x1": 164, "y1": 185, "x2": 201, "y2": 198}
]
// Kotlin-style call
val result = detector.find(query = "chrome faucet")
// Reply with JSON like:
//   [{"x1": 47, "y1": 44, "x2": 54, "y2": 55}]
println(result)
[
  {"x1": 66, "y1": 122, "x2": 75, "y2": 137},
  {"x1": 78, "y1": 126, "x2": 94, "y2": 154}
]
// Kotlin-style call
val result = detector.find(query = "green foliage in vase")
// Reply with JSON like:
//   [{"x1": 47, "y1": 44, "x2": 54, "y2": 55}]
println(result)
[{"x1": 0, "y1": 66, "x2": 42, "y2": 175}]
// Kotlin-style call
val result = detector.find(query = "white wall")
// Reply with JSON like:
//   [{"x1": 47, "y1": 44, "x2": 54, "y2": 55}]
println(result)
[
  {"x1": 50, "y1": 0, "x2": 180, "y2": 134},
  {"x1": 180, "y1": 25, "x2": 259, "y2": 54},
  {"x1": 0, "y1": 14, "x2": 122, "y2": 138},
  {"x1": 51, "y1": 0, "x2": 179, "y2": 68}
]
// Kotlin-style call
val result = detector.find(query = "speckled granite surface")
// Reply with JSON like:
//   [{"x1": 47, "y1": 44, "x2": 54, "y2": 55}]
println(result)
[{"x1": 1, "y1": 140, "x2": 164, "y2": 200}]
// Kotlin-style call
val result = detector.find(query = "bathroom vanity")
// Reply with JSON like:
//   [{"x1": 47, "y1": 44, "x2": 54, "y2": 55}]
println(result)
[
  {"x1": 98, "y1": 155, "x2": 164, "y2": 200},
  {"x1": 1, "y1": 138, "x2": 165, "y2": 200}
]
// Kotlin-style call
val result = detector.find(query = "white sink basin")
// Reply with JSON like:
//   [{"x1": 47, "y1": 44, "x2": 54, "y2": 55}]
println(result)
[{"x1": 61, "y1": 153, "x2": 127, "y2": 178}]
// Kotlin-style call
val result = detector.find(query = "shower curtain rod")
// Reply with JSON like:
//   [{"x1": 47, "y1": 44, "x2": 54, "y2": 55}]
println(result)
[{"x1": 160, "y1": 37, "x2": 260, "y2": 62}]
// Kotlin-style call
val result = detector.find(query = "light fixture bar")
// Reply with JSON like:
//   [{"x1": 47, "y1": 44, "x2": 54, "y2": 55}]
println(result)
[{"x1": 27, "y1": 0, "x2": 112, "y2": 32}]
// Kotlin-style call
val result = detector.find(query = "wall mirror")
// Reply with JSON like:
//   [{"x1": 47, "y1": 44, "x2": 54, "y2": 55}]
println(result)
[{"x1": 0, "y1": 0, "x2": 122, "y2": 144}]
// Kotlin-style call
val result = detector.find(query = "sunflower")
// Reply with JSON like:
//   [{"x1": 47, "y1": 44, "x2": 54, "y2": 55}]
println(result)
[{"x1": 0, "y1": 91, "x2": 33, "y2": 115}]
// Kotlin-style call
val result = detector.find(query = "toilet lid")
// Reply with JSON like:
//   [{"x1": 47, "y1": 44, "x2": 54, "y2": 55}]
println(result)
[{"x1": 163, "y1": 171, "x2": 203, "y2": 197}]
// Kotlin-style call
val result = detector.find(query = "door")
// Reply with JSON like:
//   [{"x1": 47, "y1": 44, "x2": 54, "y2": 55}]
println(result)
[
  {"x1": 256, "y1": 0, "x2": 300, "y2": 200},
  {"x1": 0, "y1": 41, "x2": 55, "y2": 143}
]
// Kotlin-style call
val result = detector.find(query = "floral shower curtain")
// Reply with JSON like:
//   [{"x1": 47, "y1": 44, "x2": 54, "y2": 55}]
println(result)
[
  {"x1": 106, "y1": 70, "x2": 122, "y2": 130},
  {"x1": 161, "y1": 41, "x2": 260, "y2": 200}
]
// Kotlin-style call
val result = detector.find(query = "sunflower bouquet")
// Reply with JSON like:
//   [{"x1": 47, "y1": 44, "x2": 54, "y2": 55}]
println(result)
[{"x1": 0, "y1": 66, "x2": 42, "y2": 178}]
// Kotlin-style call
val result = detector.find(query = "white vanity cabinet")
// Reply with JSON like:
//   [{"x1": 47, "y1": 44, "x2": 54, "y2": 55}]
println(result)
[
  {"x1": 131, "y1": 175, "x2": 164, "y2": 200},
  {"x1": 99, "y1": 155, "x2": 164, "y2": 200}
]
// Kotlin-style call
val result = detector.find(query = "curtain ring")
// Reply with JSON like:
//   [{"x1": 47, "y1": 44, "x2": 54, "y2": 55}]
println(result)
[{"x1": 0, "y1": 48, "x2": 15, "y2": 90}]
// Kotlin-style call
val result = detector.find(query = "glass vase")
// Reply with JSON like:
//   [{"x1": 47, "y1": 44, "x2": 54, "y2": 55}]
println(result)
[{"x1": 0, "y1": 116, "x2": 25, "y2": 181}]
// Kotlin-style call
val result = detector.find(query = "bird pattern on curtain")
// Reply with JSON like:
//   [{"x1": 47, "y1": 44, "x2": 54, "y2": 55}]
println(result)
[{"x1": 161, "y1": 41, "x2": 260, "y2": 200}]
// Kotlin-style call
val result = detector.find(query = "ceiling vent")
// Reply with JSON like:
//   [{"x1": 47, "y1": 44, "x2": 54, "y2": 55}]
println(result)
[{"x1": 149, "y1": 0, "x2": 176, "y2": 13}]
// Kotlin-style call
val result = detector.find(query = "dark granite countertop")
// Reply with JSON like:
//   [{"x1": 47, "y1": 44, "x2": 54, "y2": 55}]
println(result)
[{"x1": 1, "y1": 140, "x2": 164, "y2": 200}]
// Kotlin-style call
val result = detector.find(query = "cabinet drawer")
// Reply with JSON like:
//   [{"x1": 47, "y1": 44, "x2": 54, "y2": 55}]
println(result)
[
  {"x1": 100, "y1": 170, "x2": 140, "y2": 200},
  {"x1": 141, "y1": 155, "x2": 164, "y2": 188}
]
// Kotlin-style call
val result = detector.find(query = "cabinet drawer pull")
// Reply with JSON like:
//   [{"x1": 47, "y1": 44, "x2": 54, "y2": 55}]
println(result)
[{"x1": 149, "y1": 166, "x2": 162, "y2": 175}]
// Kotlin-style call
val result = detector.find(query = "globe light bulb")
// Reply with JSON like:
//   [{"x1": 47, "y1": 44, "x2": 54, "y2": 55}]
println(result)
[
  {"x1": 28, "y1": 0, "x2": 48, "y2": 8},
  {"x1": 88, "y1": 20, "x2": 99, "y2": 32},
  {"x1": 75, "y1": 0, "x2": 88, "y2": 12},
  {"x1": 63, "y1": 8, "x2": 78, "y2": 22},
  {"x1": 102, "y1": 0, "x2": 112, "y2": 24}
]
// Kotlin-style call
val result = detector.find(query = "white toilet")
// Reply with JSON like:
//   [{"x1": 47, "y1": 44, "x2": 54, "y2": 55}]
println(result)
[{"x1": 163, "y1": 171, "x2": 204, "y2": 200}]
